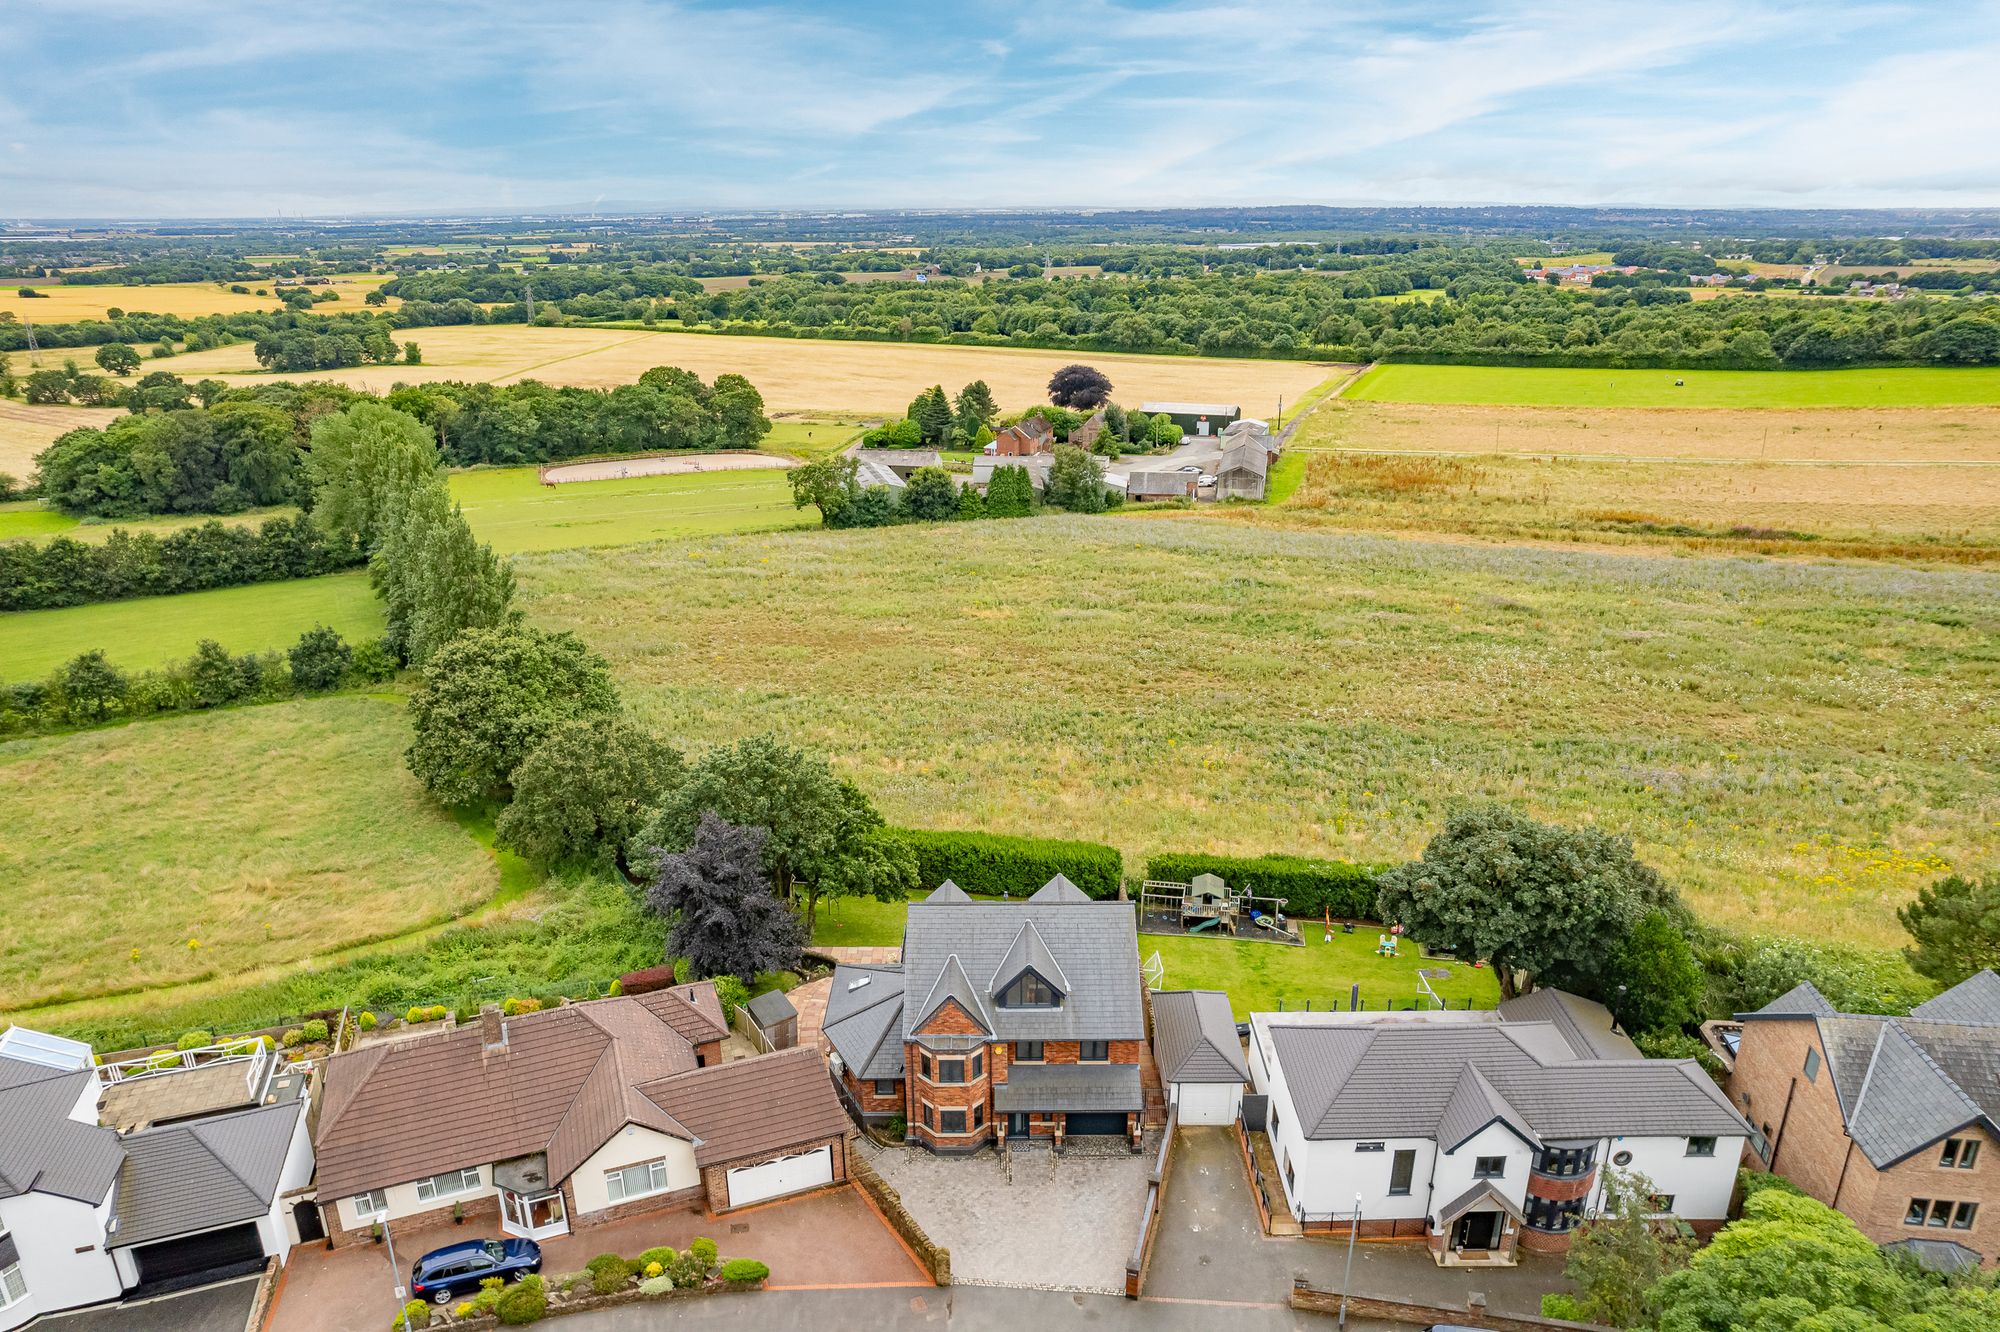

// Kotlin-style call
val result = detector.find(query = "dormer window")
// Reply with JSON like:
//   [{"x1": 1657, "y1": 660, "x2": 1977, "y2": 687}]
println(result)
[{"x1": 998, "y1": 971, "x2": 1060, "y2": 1009}]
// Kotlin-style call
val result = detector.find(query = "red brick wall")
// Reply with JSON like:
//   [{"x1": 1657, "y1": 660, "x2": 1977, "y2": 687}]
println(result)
[
  {"x1": 322, "y1": 1194, "x2": 500, "y2": 1250},
  {"x1": 909, "y1": 1003, "x2": 995, "y2": 1150},
  {"x1": 695, "y1": 1038, "x2": 722, "y2": 1067},
  {"x1": 841, "y1": 1066, "x2": 905, "y2": 1116}
]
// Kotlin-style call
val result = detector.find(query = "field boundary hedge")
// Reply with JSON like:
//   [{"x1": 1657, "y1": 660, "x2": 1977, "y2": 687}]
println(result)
[
  {"x1": 1143, "y1": 852, "x2": 1382, "y2": 919},
  {"x1": 0, "y1": 515, "x2": 363, "y2": 612},
  {"x1": 887, "y1": 828, "x2": 1123, "y2": 899}
]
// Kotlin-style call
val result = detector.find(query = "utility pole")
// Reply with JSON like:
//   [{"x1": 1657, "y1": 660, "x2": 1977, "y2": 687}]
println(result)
[
  {"x1": 23, "y1": 312, "x2": 39, "y2": 366},
  {"x1": 1337, "y1": 1192, "x2": 1362, "y2": 1330},
  {"x1": 382, "y1": 1216, "x2": 406, "y2": 1306}
]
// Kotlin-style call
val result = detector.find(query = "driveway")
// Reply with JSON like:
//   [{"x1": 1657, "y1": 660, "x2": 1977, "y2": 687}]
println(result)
[
  {"x1": 861, "y1": 1137, "x2": 1150, "y2": 1294},
  {"x1": 270, "y1": 1186, "x2": 926, "y2": 1332},
  {"x1": 1148, "y1": 1126, "x2": 1572, "y2": 1315},
  {"x1": 40, "y1": 1275, "x2": 258, "y2": 1332}
]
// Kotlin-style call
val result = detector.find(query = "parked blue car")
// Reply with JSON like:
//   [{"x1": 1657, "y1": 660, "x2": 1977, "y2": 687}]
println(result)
[{"x1": 411, "y1": 1237, "x2": 541, "y2": 1304}]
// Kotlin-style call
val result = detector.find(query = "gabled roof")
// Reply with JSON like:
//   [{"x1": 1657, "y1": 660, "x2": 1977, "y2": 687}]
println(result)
[
  {"x1": 822, "y1": 965, "x2": 908, "y2": 1080},
  {"x1": 1437, "y1": 1064, "x2": 1539, "y2": 1153},
  {"x1": 1436, "y1": 1179, "x2": 1524, "y2": 1225},
  {"x1": 915, "y1": 954, "x2": 993, "y2": 1034},
  {"x1": 990, "y1": 920, "x2": 1070, "y2": 997},
  {"x1": 114, "y1": 1101, "x2": 304, "y2": 1248},
  {"x1": 1265, "y1": 1017, "x2": 1746, "y2": 1144},
  {"x1": 901, "y1": 884, "x2": 1144, "y2": 1043},
  {"x1": 638, "y1": 1047, "x2": 849, "y2": 1168},
  {"x1": 1741, "y1": 970, "x2": 2000, "y2": 1169},
  {"x1": 1497, "y1": 989, "x2": 1641, "y2": 1061},
  {"x1": 747, "y1": 990, "x2": 798, "y2": 1027},
  {"x1": 1216, "y1": 440, "x2": 1269, "y2": 477},
  {"x1": 314, "y1": 985, "x2": 727, "y2": 1199},
  {"x1": 1910, "y1": 970, "x2": 2000, "y2": 1025},
  {"x1": 0, "y1": 1058, "x2": 123, "y2": 1206},
  {"x1": 1028, "y1": 874, "x2": 1091, "y2": 904},
  {"x1": 1152, "y1": 990, "x2": 1249, "y2": 1084},
  {"x1": 925, "y1": 880, "x2": 971, "y2": 904}
]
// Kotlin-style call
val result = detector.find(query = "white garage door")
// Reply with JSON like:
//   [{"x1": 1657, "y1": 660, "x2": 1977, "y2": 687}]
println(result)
[
  {"x1": 1174, "y1": 1082, "x2": 1241, "y2": 1125},
  {"x1": 726, "y1": 1145, "x2": 833, "y2": 1208}
]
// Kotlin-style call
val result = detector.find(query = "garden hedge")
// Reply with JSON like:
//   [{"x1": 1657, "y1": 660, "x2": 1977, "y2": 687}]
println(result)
[
  {"x1": 1143, "y1": 852, "x2": 1382, "y2": 920},
  {"x1": 887, "y1": 828, "x2": 1122, "y2": 899}
]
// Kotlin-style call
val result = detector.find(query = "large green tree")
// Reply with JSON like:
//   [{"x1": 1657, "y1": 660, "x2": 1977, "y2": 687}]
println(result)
[
  {"x1": 787, "y1": 454, "x2": 860, "y2": 526},
  {"x1": 1044, "y1": 444, "x2": 1107, "y2": 513},
  {"x1": 909, "y1": 385, "x2": 954, "y2": 448},
  {"x1": 306, "y1": 402, "x2": 439, "y2": 551},
  {"x1": 1550, "y1": 1168, "x2": 1693, "y2": 1328},
  {"x1": 496, "y1": 717, "x2": 685, "y2": 874},
  {"x1": 953, "y1": 380, "x2": 998, "y2": 442},
  {"x1": 644, "y1": 813, "x2": 805, "y2": 985},
  {"x1": 94, "y1": 342, "x2": 140, "y2": 375},
  {"x1": 405, "y1": 625, "x2": 619, "y2": 805},
  {"x1": 984, "y1": 464, "x2": 1034, "y2": 518},
  {"x1": 631, "y1": 734, "x2": 906, "y2": 934},
  {"x1": 1374, "y1": 805, "x2": 1678, "y2": 999},
  {"x1": 1898, "y1": 872, "x2": 2000, "y2": 987},
  {"x1": 902, "y1": 466, "x2": 958, "y2": 522}
]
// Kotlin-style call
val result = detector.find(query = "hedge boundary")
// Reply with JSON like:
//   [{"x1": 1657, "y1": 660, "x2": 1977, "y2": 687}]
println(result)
[
  {"x1": 886, "y1": 828, "x2": 1122, "y2": 899},
  {"x1": 1143, "y1": 852, "x2": 1382, "y2": 919}
]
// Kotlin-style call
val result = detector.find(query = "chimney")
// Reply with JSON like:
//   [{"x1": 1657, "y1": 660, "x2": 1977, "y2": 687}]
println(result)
[{"x1": 480, "y1": 1004, "x2": 507, "y2": 1053}]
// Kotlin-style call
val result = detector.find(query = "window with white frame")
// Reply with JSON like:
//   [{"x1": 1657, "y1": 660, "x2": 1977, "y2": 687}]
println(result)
[
  {"x1": 414, "y1": 1166, "x2": 484, "y2": 1202},
  {"x1": 353, "y1": 1188, "x2": 389, "y2": 1219},
  {"x1": 605, "y1": 1159, "x2": 670, "y2": 1203},
  {"x1": 0, "y1": 1230, "x2": 26, "y2": 1311}
]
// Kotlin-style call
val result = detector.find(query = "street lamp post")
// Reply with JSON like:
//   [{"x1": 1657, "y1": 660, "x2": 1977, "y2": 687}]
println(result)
[
  {"x1": 382, "y1": 1216, "x2": 405, "y2": 1308},
  {"x1": 1338, "y1": 1191, "x2": 1362, "y2": 1330}
]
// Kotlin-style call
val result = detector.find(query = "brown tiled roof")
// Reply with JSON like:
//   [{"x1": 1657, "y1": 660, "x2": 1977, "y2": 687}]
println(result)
[
  {"x1": 639, "y1": 1047, "x2": 850, "y2": 1168},
  {"x1": 315, "y1": 985, "x2": 725, "y2": 1199}
]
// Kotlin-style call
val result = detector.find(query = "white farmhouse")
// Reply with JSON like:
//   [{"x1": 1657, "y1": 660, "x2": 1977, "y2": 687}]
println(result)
[{"x1": 1248, "y1": 991, "x2": 1748, "y2": 1265}]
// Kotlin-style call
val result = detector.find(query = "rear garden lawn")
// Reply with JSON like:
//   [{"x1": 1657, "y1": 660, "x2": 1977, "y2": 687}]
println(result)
[{"x1": 807, "y1": 891, "x2": 1498, "y2": 1015}]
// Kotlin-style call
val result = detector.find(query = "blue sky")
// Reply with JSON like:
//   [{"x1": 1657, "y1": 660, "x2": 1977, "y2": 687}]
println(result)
[{"x1": 4, "y1": 0, "x2": 1998, "y2": 218}]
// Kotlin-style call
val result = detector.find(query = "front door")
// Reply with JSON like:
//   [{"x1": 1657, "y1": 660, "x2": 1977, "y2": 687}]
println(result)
[
  {"x1": 500, "y1": 1188, "x2": 568, "y2": 1239},
  {"x1": 1009, "y1": 1112, "x2": 1029, "y2": 1137},
  {"x1": 1453, "y1": 1211, "x2": 1499, "y2": 1251}
]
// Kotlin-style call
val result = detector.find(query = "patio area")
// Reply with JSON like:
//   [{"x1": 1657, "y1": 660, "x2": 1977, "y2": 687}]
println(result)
[{"x1": 269, "y1": 1185, "x2": 928, "y2": 1332}]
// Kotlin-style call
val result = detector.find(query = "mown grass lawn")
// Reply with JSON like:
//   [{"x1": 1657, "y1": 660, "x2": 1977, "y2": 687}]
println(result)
[
  {"x1": 0, "y1": 571, "x2": 386, "y2": 679},
  {"x1": 1348, "y1": 363, "x2": 2000, "y2": 408},
  {"x1": 516, "y1": 518, "x2": 2000, "y2": 949},
  {"x1": 0, "y1": 695, "x2": 497, "y2": 1013},
  {"x1": 807, "y1": 892, "x2": 1498, "y2": 1015},
  {"x1": 448, "y1": 465, "x2": 818, "y2": 555}
]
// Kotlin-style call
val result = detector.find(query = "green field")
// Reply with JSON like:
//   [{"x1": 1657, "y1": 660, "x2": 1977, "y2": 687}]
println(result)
[
  {"x1": 516, "y1": 517, "x2": 2000, "y2": 950},
  {"x1": 0, "y1": 695, "x2": 497, "y2": 1012},
  {"x1": 1348, "y1": 363, "x2": 2000, "y2": 408},
  {"x1": 0, "y1": 572, "x2": 385, "y2": 679},
  {"x1": 448, "y1": 466, "x2": 817, "y2": 555},
  {"x1": 0, "y1": 502, "x2": 75, "y2": 541},
  {"x1": 811, "y1": 892, "x2": 1498, "y2": 1014},
  {"x1": 0, "y1": 503, "x2": 296, "y2": 546}
]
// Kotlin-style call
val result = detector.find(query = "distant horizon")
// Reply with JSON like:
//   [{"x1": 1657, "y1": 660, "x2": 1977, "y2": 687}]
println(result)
[{"x1": 7, "y1": 0, "x2": 1999, "y2": 218}]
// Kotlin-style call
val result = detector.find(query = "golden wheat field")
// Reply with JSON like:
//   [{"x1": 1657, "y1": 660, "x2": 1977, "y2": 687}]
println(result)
[
  {"x1": 0, "y1": 399, "x2": 124, "y2": 476},
  {"x1": 117, "y1": 324, "x2": 1347, "y2": 416},
  {"x1": 3, "y1": 274, "x2": 397, "y2": 324}
]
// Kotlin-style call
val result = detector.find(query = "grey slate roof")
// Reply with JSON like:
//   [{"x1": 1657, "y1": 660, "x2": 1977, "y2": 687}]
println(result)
[
  {"x1": 1741, "y1": 970, "x2": 2000, "y2": 1169},
  {"x1": 993, "y1": 1063, "x2": 1142, "y2": 1113},
  {"x1": 1497, "y1": 989, "x2": 1641, "y2": 1061},
  {"x1": 821, "y1": 966, "x2": 907, "y2": 1080},
  {"x1": 0, "y1": 1058, "x2": 123, "y2": 1206},
  {"x1": 746, "y1": 989, "x2": 798, "y2": 1028},
  {"x1": 1910, "y1": 969, "x2": 2000, "y2": 1025},
  {"x1": 1028, "y1": 874, "x2": 1091, "y2": 904},
  {"x1": 990, "y1": 921, "x2": 1070, "y2": 996},
  {"x1": 113, "y1": 1101, "x2": 303, "y2": 1248},
  {"x1": 1152, "y1": 991, "x2": 1249, "y2": 1084},
  {"x1": 1267, "y1": 1022, "x2": 1746, "y2": 1144},
  {"x1": 901, "y1": 885, "x2": 1144, "y2": 1043},
  {"x1": 925, "y1": 880, "x2": 971, "y2": 904},
  {"x1": 916, "y1": 954, "x2": 994, "y2": 1034},
  {"x1": 1437, "y1": 1064, "x2": 1539, "y2": 1152}
]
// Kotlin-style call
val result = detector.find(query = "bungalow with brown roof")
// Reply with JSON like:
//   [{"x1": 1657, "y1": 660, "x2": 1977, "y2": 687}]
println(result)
[{"x1": 311, "y1": 986, "x2": 852, "y2": 1247}]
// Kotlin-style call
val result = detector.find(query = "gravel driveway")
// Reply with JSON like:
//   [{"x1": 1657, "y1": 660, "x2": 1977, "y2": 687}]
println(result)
[{"x1": 862, "y1": 1137, "x2": 1150, "y2": 1293}]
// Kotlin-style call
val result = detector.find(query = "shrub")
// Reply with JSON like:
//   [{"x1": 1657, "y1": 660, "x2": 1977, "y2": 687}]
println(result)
[
  {"x1": 348, "y1": 638, "x2": 401, "y2": 684},
  {"x1": 175, "y1": 1029, "x2": 213, "y2": 1050},
  {"x1": 710, "y1": 975, "x2": 748, "y2": 1016},
  {"x1": 638, "y1": 1275, "x2": 674, "y2": 1296},
  {"x1": 390, "y1": 1299, "x2": 431, "y2": 1330},
  {"x1": 617, "y1": 963, "x2": 680, "y2": 995},
  {"x1": 585, "y1": 1253, "x2": 633, "y2": 1295},
  {"x1": 637, "y1": 1246, "x2": 678, "y2": 1273},
  {"x1": 686, "y1": 1237, "x2": 717, "y2": 1275},
  {"x1": 494, "y1": 1273, "x2": 546, "y2": 1324},
  {"x1": 501, "y1": 996, "x2": 542, "y2": 1016},
  {"x1": 1738, "y1": 1168, "x2": 1804, "y2": 1202},
  {"x1": 406, "y1": 1006, "x2": 430, "y2": 1024},
  {"x1": 887, "y1": 828, "x2": 1122, "y2": 899},
  {"x1": 280, "y1": 1028, "x2": 304, "y2": 1047},
  {"x1": 289, "y1": 626, "x2": 353, "y2": 691},
  {"x1": 301, "y1": 1018, "x2": 329, "y2": 1043},
  {"x1": 605, "y1": 979, "x2": 623, "y2": 997},
  {"x1": 453, "y1": 1302, "x2": 475, "y2": 1319},
  {"x1": 673, "y1": 1237, "x2": 717, "y2": 1287},
  {"x1": 1143, "y1": 852, "x2": 1380, "y2": 919},
  {"x1": 1634, "y1": 1029, "x2": 1723, "y2": 1077},
  {"x1": 428, "y1": 1004, "x2": 449, "y2": 1021},
  {"x1": 358, "y1": 1010, "x2": 377, "y2": 1030},
  {"x1": 1540, "y1": 1293, "x2": 1586, "y2": 1320},
  {"x1": 718, "y1": 1258, "x2": 769, "y2": 1286},
  {"x1": 642, "y1": 1261, "x2": 664, "y2": 1280}
]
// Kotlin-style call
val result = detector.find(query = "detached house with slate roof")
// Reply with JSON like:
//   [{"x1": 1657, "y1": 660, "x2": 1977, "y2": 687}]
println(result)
[
  {"x1": 1249, "y1": 999, "x2": 1748, "y2": 1265},
  {"x1": 822, "y1": 877, "x2": 1150, "y2": 1152},
  {"x1": 1728, "y1": 969, "x2": 2000, "y2": 1271}
]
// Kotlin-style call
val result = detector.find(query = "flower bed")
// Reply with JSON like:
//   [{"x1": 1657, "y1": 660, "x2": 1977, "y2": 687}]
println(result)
[{"x1": 397, "y1": 1238, "x2": 768, "y2": 1328}]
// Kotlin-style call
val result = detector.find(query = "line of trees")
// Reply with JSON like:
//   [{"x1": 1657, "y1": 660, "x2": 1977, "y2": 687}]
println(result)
[{"x1": 0, "y1": 515, "x2": 362, "y2": 611}]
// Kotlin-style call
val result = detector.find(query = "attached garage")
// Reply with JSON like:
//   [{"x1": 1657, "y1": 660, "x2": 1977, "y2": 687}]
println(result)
[
  {"x1": 1064, "y1": 1112, "x2": 1131, "y2": 1137},
  {"x1": 724, "y1": 1145, "x2": 834, "y2": 1208},
  {"x1": 127, "y1": 1222, "x2": 266, "y2": 1291},
  {"x1": 1171, "y1": 1080, "x2": 1243, "y2": 1125}
]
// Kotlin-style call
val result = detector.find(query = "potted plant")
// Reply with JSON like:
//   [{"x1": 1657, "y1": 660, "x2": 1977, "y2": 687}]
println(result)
[
  {"x1": 452, "y1": 1200, "x2": 465, "y2": 1225},
  {"x1": 371, "y1": 1221, "x2": 384, "y2": 1245}
]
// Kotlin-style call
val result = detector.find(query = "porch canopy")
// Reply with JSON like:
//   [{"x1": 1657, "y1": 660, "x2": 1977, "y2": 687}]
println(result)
[{"x1": 1435, "y1": 1180, "x2": 1524, "y2": 1226}]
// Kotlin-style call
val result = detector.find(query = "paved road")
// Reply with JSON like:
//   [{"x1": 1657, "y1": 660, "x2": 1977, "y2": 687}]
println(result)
[{"x1": 38, "y1": 1276, "x2": 258, "y2": 1332}]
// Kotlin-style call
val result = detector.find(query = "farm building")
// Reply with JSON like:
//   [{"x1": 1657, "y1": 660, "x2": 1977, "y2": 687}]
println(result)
[
  {"x1": 970, "y1": 455, "x2": 1054, "y2": 492},
  {"x1": 1215, "y1": 437, "x2": 1271, "y2": 500},
  {"x1": 1140, "y1": 401, "x2": 1240, "y2": 438},
  {"x1": 852, "y1": 448, "x2": 943, "y2": 480},
  {"x1": 1126, "y1": 471, "x2": 1199, "y2": 501}
]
